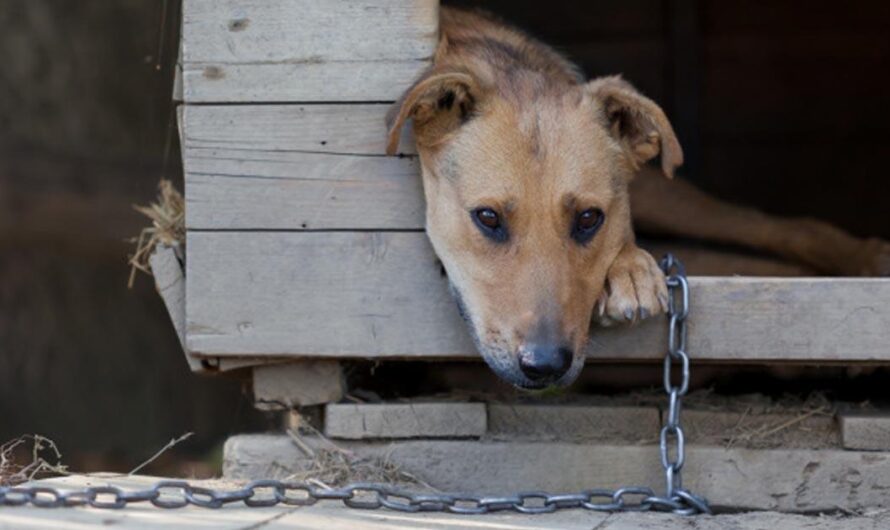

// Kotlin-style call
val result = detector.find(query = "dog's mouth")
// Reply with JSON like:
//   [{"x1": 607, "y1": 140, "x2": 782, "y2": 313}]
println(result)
[{"x1": 449, "y1": 282, "x2": 585, "y2": 390}]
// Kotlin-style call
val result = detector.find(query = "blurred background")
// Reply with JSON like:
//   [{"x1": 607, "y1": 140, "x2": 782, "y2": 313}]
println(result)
[
  {"x1": 0, "y1": 0, "x2": 267, "y2": 476},
  {"x1": 1, "y1": 0, "x2": 888, "y2": 475}
]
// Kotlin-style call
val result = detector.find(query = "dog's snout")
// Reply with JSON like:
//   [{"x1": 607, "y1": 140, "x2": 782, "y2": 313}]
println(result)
[{"x1": 518, "y1": 344, "x2": 573, "y2": 383}]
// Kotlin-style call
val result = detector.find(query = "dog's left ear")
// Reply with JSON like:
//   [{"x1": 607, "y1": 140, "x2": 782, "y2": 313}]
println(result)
[
  {"x1": 586, "y1": 76, "x2": 683, "y2": 178},
  {"x1": 386, "y1": 66, "x2": 481, "y2": 155}
]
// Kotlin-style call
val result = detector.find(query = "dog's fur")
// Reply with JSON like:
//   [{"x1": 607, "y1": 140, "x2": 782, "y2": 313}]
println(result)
[{"x1": 386, "y1": 7, "x2": 890, "y2": 389}]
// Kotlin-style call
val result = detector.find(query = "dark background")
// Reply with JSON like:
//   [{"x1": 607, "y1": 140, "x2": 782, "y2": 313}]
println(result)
[{"x1": 2, "y1": 0, "x2": 888, "y2": 473}]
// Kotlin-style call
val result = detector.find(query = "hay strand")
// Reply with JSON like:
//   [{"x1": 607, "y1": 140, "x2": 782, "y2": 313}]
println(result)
[{"x1": 127, "y1": 180, "x2": 185, "y2": 288}]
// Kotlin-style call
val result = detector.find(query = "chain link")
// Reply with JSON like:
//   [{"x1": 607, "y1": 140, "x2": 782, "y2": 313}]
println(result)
[{"x1": 0, "y1": 255, "x2": 709, "y2": 515}]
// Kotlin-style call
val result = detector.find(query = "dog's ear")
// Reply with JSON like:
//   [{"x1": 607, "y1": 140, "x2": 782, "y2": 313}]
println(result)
[
  {"x1": 586, "y1": 76, "x2": 683, "y2": 178},
  {"x1": 386, "y1": 67, "x2": 481, "y2": 155}
]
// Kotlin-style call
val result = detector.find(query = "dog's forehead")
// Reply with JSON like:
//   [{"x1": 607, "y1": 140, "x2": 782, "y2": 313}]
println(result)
[{"x1": 440, "y1": 94, "x2": 619, "y2": 201}]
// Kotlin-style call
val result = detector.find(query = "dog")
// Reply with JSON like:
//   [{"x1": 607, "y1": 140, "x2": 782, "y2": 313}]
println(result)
[{"x1": 385, "y1": 7, "x2": 890, "y2": 390}]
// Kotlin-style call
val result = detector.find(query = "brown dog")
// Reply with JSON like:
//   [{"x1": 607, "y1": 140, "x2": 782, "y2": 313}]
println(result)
[{"x1": 386, "y1": 7, "x2": 890, "y2": 389}]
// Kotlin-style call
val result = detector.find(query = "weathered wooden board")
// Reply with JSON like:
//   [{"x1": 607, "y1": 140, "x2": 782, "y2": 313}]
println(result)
[
  {"x1": 22, "y1": 474, "x2": 889, "y2": 530},
  {"x1": 182, "y1": 104, "x2": 423, "y2": 230},
  {"x1": 185, "y1": 149, "x2": 423, "y2": 230},
  {"x1": 225, "y1": 434, "x2": 890, "y2": 513},
  {"x1": 324, "y1": 403, "x2": 487, "y2": 439},
  {"x1": 182, "y1": 105, "x2": 416, "y2": 156},
  {"x1": 186, "y1": 231, "x2": 890, "y2": 362},
  {"x1": 181, "y1": 0, "x2": 438, "y2": 102}
]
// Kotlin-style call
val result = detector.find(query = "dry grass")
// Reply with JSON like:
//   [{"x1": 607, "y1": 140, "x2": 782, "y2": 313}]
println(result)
[
  {"x1": 0, "y1": 435, "x2": 68, "y2": 486},
  {"x1": 127, "y1": 180, "x2": 184, "y2": 288},
  {"x1": 284, "y1": 421, "x2": 433, "y2": 491}
]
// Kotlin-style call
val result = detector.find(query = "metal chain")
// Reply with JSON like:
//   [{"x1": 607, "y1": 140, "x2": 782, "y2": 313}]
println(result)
[{"x1": 0, "y1": 254, "x2": 710, "y2": 515}]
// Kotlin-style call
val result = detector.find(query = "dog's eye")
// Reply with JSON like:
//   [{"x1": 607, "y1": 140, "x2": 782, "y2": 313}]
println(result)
[
  {"x1": 472, "y1": 208, "x2": 508, "y2": 242},
  {"x1": 476, "y1": 208, "x2": 500, "y2": 229},
  {"x1": 572, "y1": 208, "x2": 605, "y2": 244}
]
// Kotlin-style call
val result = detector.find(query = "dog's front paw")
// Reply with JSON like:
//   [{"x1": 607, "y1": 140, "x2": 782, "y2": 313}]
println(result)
[{"x1": 594, "y1": 245, "x2": 668, "y2": 326}]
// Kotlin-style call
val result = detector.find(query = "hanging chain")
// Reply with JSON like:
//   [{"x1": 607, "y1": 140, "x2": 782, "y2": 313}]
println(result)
[{"x1": 0, "y1": 255, "x2": 710, "y2": 515}]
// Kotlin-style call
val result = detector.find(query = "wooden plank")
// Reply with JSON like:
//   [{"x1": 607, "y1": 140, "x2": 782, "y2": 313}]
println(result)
[
  {"x1": 840, "y1": 412, "x2": 890, "y2": 451},
  {"x1": 184, "y1": 149, "x2": 423, "y2": 230},
  {"x1": 149, "y1": 245, "x2": 204, "y2": 372},
  {"x1": 324, "y1": 403, "x2": 487, "y2": 439},
  {"x1": 253, "y1": 361, "x2": 344, "y2": 408},
  {"x1": 224, "y1": 434, "x2": 890, "y2": 512},
  {"x1": 182, "y1": 105, "x2": 416, "y2": 156},
  {"x1": 487, "y1": 404, "x2": 660, "y2": 442},
  {"x1": 182, "y1": 104, "x2": 420, "y2": 230},
  {"x1": 181, "y1": 0, "x2": 438, "y2": 102},
  {"x1": 15, "y1": 475, "x2": 890, "y2": 528},
  {"x1": 185, "y1": 231, "x2": 890, "y2": 362}
]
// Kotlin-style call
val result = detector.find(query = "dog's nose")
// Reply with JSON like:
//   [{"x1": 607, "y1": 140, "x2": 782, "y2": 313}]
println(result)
[{"x1": 518, "y1": 344, "x2": 573, "y2": 382}]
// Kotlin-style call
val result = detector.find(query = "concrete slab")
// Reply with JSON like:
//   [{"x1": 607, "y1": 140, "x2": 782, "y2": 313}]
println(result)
[
  {"x1": 2, "y1": 475, "x2": 890, "y2": 529},
  {"x1": 224, "y1": 434, "x2": 890, "y2": 512},
  {"x1": 325, "y1": 403, "x2": 487, "y2": 439}
]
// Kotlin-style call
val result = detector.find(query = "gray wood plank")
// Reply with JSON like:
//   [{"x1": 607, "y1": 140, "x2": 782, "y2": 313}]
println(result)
[
  {"x1": 149, "y1": 245, "x2": 203, "y2": 372},
  {"x1": 185, "y1": 231, "x2": 890, "y2": 362},
  {"x1": 184, "y1": 149, "x2": 423, "y2": 230},
  {"x1": 324, "y1": 403, "x2": 487, "y2": 439},
  {"x1": 182, "y1": 105, "x2": 422, "y2": 230},
  {"x1": 181, "y1": 0, "x2": 437, "y2": 102},
  {"x1": 183, "y1": 105, "x2": 416, "y2": 156},
  {"x1": 840, "y1": 412, "x2": 890, "y2": 451},
  {"x1": 224, "y1": 434, "x2": 890, "y2": 513}
]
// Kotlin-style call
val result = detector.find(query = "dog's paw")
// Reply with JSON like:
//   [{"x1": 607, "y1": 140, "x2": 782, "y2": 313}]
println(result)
[{"x1": 593, "y1": 245, "x2": 668, "y2": 327}]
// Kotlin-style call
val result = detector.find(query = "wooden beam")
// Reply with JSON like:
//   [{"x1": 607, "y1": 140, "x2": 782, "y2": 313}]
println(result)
[
  {"x1": 224, "y1": 433, "x2": 890, "y2": 512},
  {"x1": 180, "y1": 0, "x2": 438, "y2": 102},
  {"x1": 186, "y1": 231, "x2": 890, "y2": 363}
]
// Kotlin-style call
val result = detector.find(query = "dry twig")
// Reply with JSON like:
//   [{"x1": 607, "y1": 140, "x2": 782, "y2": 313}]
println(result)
[
  {"x1": 128, "y1": 432, "x2": 194, "y2": 476},
  {"x1": 0, "y1": 435, "x2": 68, "y2": 486}
]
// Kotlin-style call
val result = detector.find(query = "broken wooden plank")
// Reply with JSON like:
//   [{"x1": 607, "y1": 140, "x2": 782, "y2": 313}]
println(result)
[
  {"x1": 324, "y1": 403, "x2": 486, "y2": 439},
  {"x1": 149, "y1": 245, "x2": 204, "y2": 372},
  {"x1": 223, "y1": 433, "x2": 890, "y2": 512},
  {"x1": 185, "y1": 231, "x2": 890, "y2": 362},
  {"x1": 253, "y1": 361, "x2": 344, "y2": 408},
  {"x1": 181, "y1": 0, "x2": 437, "y2": 102},
  {"x1": 840, "y1": 412, "x2": 890, "y2": 451}
]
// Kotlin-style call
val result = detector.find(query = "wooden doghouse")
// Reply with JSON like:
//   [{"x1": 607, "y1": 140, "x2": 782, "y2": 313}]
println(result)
[{"x1": 154, "y1": 0, "x2": 890, "y2": 511}]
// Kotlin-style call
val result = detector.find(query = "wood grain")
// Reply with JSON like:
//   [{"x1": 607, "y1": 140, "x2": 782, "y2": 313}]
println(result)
[
  {"x1": 185, "y1": 231, "x2": 890, "y2": 362},
  {"x1": 181, "y1": 0, "x2": 438, "y2": 102},
  {"x1": 182, "y1": 104, "x2": 423, "y2": 230}
]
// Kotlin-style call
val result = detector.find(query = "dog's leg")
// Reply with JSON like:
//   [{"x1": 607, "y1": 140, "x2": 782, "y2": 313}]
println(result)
[
  {"x1": 630, "y1": 166, "x2": 890, "y2": 276},
  {"x1": 594, "y1": 243, "x2": 669, "y2": 325}
]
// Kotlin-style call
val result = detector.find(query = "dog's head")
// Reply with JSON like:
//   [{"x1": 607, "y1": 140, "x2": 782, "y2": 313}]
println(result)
[{"x1": 387, "y1": 66, "x2": 680, "y2": 389}]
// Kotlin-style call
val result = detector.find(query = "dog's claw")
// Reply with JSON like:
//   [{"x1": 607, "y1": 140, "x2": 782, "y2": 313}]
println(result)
[{"x1": 593, "y1": 245, "x2": 668, "y2": 327}]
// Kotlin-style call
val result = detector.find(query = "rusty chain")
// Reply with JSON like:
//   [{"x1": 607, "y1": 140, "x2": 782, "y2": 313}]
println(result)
[{"x1": 0, "y1": 255, "x2": 710, "y2": 515}]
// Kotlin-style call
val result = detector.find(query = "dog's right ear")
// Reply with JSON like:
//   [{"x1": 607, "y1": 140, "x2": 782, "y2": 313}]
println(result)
[{"x1": 386, "y1": 67, "x2": 481, "y2": 155}]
